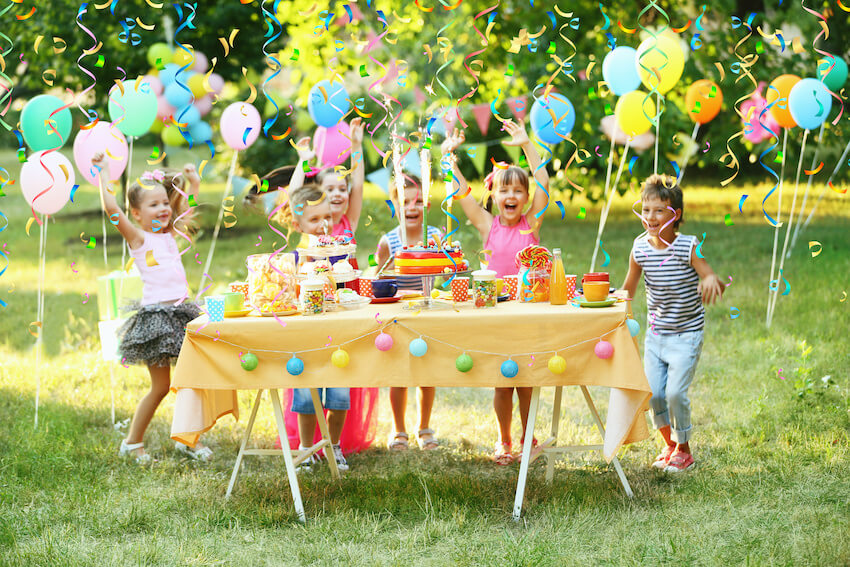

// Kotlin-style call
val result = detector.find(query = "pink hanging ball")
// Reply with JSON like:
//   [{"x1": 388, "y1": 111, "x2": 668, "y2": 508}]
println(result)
[
  {"x1": 375, "y1": 332, "x2": 394, "y2": 351},
  {"x1": 594, "y1": 340, "x2": 614, "y2": 360}
]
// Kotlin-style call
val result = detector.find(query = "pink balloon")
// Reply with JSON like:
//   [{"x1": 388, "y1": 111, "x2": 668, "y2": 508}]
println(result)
[
  {"x1": 192, "y1": 52, "x2": 209, "y2": 74},
  {"x1": 220, "y1": 102, "x2": 261, "y2": 150},
  {"x1": 313, "y1": 121, "x2": 351, "y2": 167},
  {"x1": 73, "y1": 122, "x2": 129, "y2": 184},
  {"x1": 143, "y1": 74, "x2": 163, "y2": 96},
  {"x1": 741, "y1": 91, "x2": 781, "y2": 144},
  {"x1": 20, "y1": 150, "x2": 76, "y2": 215},
  {"x1": 374, "y1": 332, "x2": 393, "y2": 351},
  {"x1": 157, "y1": 96, "x2": 176, "y2": 121},
  {"x1": 208, "y1": 73, "x2": 225, "y2": 94},
  {"x1": 594, "y1": 340, "x2": 614, "y2": 360},
  {"x1": 195, "y1": 95, "x2": 213, "y2": 117}
]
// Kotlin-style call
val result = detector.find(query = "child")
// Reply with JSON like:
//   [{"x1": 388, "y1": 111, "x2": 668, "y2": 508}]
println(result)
[
  {"x1": 619, "y1": 174, "x2": 723, "y2": 472},
  {"x1": 93, "y1": 153, "x2": 211, "y2": 464},
  {"x1": 442, "y1": 120, "x2": 550, "y2": 465},
  {"x1": 374, "y1": 174, "x2": 441, "y2": 451}
]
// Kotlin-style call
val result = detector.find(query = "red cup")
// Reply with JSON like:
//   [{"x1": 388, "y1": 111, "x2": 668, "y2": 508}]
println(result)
[
  {"x1": 582, "y1": 272, "x2": 610, "y2": 284},
  {"x1": 565, "y1": 275, "x2": 576, "y2": 301},
  {"x1": 503, "y1": 275, "x2": 519, "y2": 300}
]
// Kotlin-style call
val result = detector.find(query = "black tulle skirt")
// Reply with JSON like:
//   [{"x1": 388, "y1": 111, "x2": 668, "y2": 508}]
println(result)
[{"x1": 118, "y1": 302, "x2": 201, "y2": 367}]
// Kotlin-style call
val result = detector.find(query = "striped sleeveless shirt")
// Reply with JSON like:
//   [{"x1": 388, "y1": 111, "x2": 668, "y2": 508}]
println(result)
[
  {"x1": 631, "y1": 233, "x2": 704, "y2": 334},
  {"x1": 386, "y1": 226, "x2": 443, "y2": 291}
]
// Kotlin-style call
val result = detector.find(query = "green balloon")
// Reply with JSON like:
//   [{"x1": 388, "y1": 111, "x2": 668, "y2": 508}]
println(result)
[
  {"x1": 161, "y1": 126, "x2": 187, "y2": 147},
  {"x1": 455, "y1": 353, "x2": 473, "y2": 373},
  {"x1": 20, "y1": 95, "x2": 72, "y2": 152},
  {"x1": 147, "y1": 42, "x2": 172, "y2": 68},
  {"x1": 817, "y1": 56, "x2": 848, "y2": 92},
  {"x1": 108, "y1": 78, "x2": 158, "y2": 137}
]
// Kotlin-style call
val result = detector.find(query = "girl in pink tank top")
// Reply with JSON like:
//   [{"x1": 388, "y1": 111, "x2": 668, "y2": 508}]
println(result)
[
  {"x1": 93, "y1": 153, "x2": 211, "y2": 465},
  {"x1": 442, "y1": 119, "x2": 551, "y2": 465}
]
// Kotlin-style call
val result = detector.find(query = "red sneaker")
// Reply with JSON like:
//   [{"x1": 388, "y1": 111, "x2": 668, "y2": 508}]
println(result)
[
  {"x1": 664, "y1": 451, "x2": 695, "y2": 472},
  {"x1": 651, "y1": 445, "x2": 676, "y2": 469}
]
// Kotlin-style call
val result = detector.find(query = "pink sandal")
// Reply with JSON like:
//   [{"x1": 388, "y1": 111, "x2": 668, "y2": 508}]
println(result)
[{"x1": 493, "y1": 442, "x2": 514, "y2": 466}]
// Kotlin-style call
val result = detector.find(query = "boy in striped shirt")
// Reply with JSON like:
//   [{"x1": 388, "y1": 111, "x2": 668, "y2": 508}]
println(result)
[{"x1": 620, "y1": 174, "x2": 724, "y2": 472}]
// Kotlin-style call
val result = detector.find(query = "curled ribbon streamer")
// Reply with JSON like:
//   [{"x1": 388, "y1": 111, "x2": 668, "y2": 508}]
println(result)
[
  {"x1": 0, "y1": 2, "x2": 17, "y2": 128},
  {"x1": 457, "y1": 4, "x2": 498, "y2": 105},
  {"x1": 74, "y1": 5, "x2": 101, "y2": 124},
  {"x1": 261, "y1": 0, "x2": 283, "y2": 137},
  {"x1": 757, "y1": 95, "x2": 783, "y2": 228},
  {"x1": 802, "y1": 4, "x2": 844, "y2": 124},
  {"x1": 636, "y1": 0, "x2": 671, "y2": 129},
  {"x1": 173, "y1": 3, "x2": 198, "y2": 147}
]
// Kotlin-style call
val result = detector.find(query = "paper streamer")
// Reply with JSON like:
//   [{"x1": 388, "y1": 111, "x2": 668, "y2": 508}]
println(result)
[{"x1": 261, "y1": 1, "x2": 283, "y2": 137}]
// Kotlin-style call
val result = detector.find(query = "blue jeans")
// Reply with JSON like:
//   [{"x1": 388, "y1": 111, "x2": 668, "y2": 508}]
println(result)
[
  {"x1": 291, "y1": 388, "x2": 350, "y2": 414},
  {"x1": 644, "y1": 329, "x2": 704, "y2": 444}
]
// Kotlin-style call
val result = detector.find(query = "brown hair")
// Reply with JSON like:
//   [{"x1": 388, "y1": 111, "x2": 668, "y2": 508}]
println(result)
[
  {"x1": 272, "y1": 183, "x2": 326, "y2": 235},
  {"x1": 484, "y1": 165, "x2": 529, "y2": 213},
  {"x1": 641, "y1": 174, "x2": 684, "y2": 228},
  {"x1": 243, "y1": 165, "x2": 296, "y2": 209},
  {"x1": 128, "y1": 169, "x2": 195, "y2": 236},
  {"x1": 315, "y1": 167, "x2": 349, "y2": 188}
]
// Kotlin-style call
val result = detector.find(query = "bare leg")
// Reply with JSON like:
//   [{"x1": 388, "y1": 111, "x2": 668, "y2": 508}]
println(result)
[
  {"x1": 675, "y1": 442, "x2": 691, "y2": 454},
  {"x1": 516, "y1": 387, "x2": 533, "y2": 442},
  {"x1": 327, "y1": 409, "x2": 347, "y2": 445},
  {"x1": 389, "y1": 387, "x2": 408, "y2": 433},
  {"x1": 125, "y1": 364, "x2": 171, "y2": 456},
  {"x1": 659, "y1": 425, "x2": 676, "y2": 448},
  {"x1": 417, "y1": 387, "x2": 435, "y2": 431},
  {"x1": 297, "y1": 413, "x2": 318, "y2": 448},
  {"x1": 494, "y1": 387, "x2": 515, "y2": 445}
]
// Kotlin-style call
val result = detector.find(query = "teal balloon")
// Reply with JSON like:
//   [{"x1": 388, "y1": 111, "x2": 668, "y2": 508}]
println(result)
[
  {"x1": 602, "y1": 47, "x2": 641, "y2": 96},
  {"x1": 409, "y1": 338, "x2": 428, "y2": 357},
  {"x1": 108, "y1": 79, "x2": 158, "y2": 137},
  {"x1": 789, "y1": 78, "x2": 832, "y2": 131},
  {"x1": 189, "y1": 121, "x2": 213, "y2": 142},
  {"x1": 20, "y1": 95, "x2": 72, "y2": 152},
  {"x1": 626, "y1": 318, "x2": 640, "y2": 337},
  {"x1": 817, "y1": 56, "x2": 848, "y2": 92}
]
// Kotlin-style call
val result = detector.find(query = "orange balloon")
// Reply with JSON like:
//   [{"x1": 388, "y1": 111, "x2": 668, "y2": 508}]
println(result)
[
  {"x1": 685, "y1": 80, "x2": 723, "y2": 124},
  {"x1": 766, "y1": 74, "x2": 801, "y2": 128}
]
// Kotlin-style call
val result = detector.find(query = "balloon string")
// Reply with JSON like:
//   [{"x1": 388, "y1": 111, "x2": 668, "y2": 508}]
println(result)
[
  {"x1": 765, "y1": 128, "x2": 788, "y2": 327},
  {"x1": 199, "y1": 151, "x2": 239, "y2": 293},
  {"x1": 591, "y1": 138, "x2": 630, "y2": 272},
  {"x1": 677, "y1": 122, "x2": 700, "y2": 184},
  {"x1": 34, "y1": 216, "x2": 47, "y2": 429},
  {"x1": 788, "y1": 120, "x2": 825, "y2": 254}
]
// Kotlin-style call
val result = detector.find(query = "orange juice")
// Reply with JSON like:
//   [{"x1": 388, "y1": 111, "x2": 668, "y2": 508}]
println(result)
[{"x1": 549, "y1": 248, "x2": 568, "y2": 305}]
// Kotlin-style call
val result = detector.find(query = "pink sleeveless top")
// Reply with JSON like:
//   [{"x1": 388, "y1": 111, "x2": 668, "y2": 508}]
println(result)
[
  {"x1": 483, "y1": 216, "x2": 540, "y2": 277},
  {"x1": 129, "y1": 231, "x2": 189, "y2": 305},
  {"x1": 331, "y1": 214, "x2": 357, "y2": 243}
]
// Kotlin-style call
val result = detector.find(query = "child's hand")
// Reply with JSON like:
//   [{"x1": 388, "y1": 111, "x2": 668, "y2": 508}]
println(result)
[
  {"x1": 441, "y1": 128, "x2": 465, "y2": 154},
  {"x1": 503, "y1": 119, "x2": 530, "y2": 147},
  {"x1": 350, "y1": 117, "x2": 364, "y2": 146},
  {"x1": 698, "y1": 274, "x2": 724, "y2": 305},
  {"x1": 294, "y1": 137, "x2": 315, "y2": 161},
  {"x1": 182, "y1": 163, "x2": 200, "y2": 186},
  {"x1": 91, "y1": 152, "x2": 106, "y2": 171}
]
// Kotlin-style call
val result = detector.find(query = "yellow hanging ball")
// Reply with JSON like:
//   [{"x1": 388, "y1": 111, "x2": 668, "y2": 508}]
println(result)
[
  {"x1": 173, "y1": 48, "x2": 194, "y2": 67},
  {"x1": 331, "y1": 348, "x2": 350, "y2": 368},
  {"x1": 548, "y1": 354, "x2": 567, "y2": 375},
  {"x1": 187, "y1": 74, "x2": 207, "y2": 98}
]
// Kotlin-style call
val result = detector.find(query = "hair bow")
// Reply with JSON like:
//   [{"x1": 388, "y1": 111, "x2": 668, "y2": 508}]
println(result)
[{"x1": 141, "y1": 170, "x2": 165, "y2": 183}]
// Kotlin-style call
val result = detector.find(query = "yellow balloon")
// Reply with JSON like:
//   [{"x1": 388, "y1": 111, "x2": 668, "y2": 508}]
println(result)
[
  {"x1": 615, "y1": 91, "x2": 656, "y2": 137},
  {"x1": 636, "y1": 35, "x2": 684, "y2": 95},
  {"x1": 187, "y1": 74, "x2": 207, "y2": 98},
  {"x1": 331, "y1": 348, "x2": 350, "y2": 368},
  {"x1": 548, "y1": 355, "x2": 567, "y2": 375},
  {"x1": 161, "y1": 126, "x2": 186, "y2": 147},
  {"x1": 172, "y1": 48, "x2": 194, "y2": 67},
  {"x1": 149, "y1": 119, "x2": 164, "y2": 135}
]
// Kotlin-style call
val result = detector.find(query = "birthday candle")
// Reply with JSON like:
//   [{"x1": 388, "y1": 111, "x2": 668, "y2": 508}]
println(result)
[
  {"x1": 420, "y1": 146, "x2": 430, "y2": 247},
  {"x1": 392, "y1": 140, "x2": 407, "y2": 248}
]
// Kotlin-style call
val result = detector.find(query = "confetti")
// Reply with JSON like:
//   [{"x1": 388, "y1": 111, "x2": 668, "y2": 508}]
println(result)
[
  {"x1": 729, "y1": 307, "x2": 740, "y2": 319},
  {"x1": 577, "y1": 206, "x2": 586, "y2": 219},
  {"x1": 738, "y1": 194, "x2": 748, "y2": 213},
  {"x1": 808, "y1": 241, "x2": 822, "y2": 257},
  {"x1": 724, "y1": 213, "x2": 734, "y2": 226},
  {"x1": 385, "y1": 199, "x2": 396, "y2": 218},
  {"x1": 804, "y1": 162, "x2": 824, "y2": 175},
  {"x1": 695, "y1": 232, "x2": 707, "y2": 258},
  {"x1": 555, "y1": 200, "x2": 566, "y2": 220},
  {"x1": 628, "y1": 156, "x2": 638, "y2": 174}
]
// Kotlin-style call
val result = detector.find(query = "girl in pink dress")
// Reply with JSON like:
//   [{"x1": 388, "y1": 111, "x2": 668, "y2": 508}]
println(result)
[{"x1": 442, "y1": 120, "x2": 550, "y2": 465}]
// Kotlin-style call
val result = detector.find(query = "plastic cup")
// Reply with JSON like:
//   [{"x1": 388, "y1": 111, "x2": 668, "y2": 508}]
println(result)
[
  {"x1": 450, "y1": 277, "x2": 470, "y2": 302},
  {"x1": 206, "y1": 296, "x2": 225, "y2": 322}
]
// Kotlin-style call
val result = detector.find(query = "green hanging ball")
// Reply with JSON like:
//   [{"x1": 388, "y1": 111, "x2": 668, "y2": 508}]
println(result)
[
  {"x1": 240, "y1": 352, "x2": 258, "y2": 371},
  {"x1": 455, "y1": 353, "x2": 473, "y2": 373}
]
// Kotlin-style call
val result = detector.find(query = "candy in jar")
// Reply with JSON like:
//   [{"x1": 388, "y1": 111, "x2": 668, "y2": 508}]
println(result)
[
  {"x1": 472, "y1": 269, "x2": 497, "y2": 308},
  {"x1": 300, "y1": 278, "x2": 325, "y2": 315}
]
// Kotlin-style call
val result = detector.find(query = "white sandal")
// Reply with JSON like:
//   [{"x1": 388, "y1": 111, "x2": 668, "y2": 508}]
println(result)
[
  {"x1": 175, "y1": 441, "x2": 213, "y2": 462},
  {"x1": 388, "y1": 432, "x2": 409, "y2": 451},
  {"x1": 119, "y1": 440, "x2": 152, "y2": 465},
  {"x1": 416, "y1": 428, "x2": 439, "y2": 450}
]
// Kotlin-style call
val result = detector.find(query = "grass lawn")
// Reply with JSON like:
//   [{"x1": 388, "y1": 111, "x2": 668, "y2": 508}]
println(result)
[{"x1": 1, "y1": 148, "x2": 849, "y2": 565}]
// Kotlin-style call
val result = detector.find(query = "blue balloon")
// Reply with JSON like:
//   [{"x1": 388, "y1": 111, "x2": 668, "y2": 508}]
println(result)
[
  {"x1": 159, "y1": 64, "x2": 183, "y2": 86},
  {"x1": 175, "y1": 104, "x2": 201, "y2": 126},
  {"x1": 189, "y1": 121, "x2": 213, "y2": 142},
  {"x1": 409, "y1": 338, "x2": 428, "y2": 357},
  {"x1": 164, "y1": 82, "x2": 192, "y2": 108},
  {"x1": 602, "y1": 47, "x2": 642, "y2": 96},
  {"x1": 626, "y1": 318, "x2": 641, "y2": 337},
  {"x1": 307, "y1": 80, "x2": 350, "y2": 127},
  {"x1": 530, "y1": 93, "x2": 575, "y2": 145},
  {"x1": 500, "y1": 359, "x2": 519, "y2": 379},
  {"x1": 789, "y1": 78, "x2": 833, "y2": 130},
  {"x1": 286, "y1": 356, "x2": 304, "y2": 376}
]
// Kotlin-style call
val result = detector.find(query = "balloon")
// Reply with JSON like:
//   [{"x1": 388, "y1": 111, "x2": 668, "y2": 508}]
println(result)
[
  {"x1": 147, "y1": 43, "x2": 172, "y2": 67},
  {"x1": 189, "y1": 121, "x2": 213, "y2": 143},
  {"x1": 615, "y1": 91, "x2": 656, "y2": 137},
  {"x1": 374, "y1": 332, "x2": 393, "y2": 351},
  {"x1": 158, "y1": 63, "x2": 182, "y2": 86},
  {"x1": 789, "y1": 78, "x2": 833, "y2": 131},
  {"x1": 766, "y1": 74, "x2": 801, "y2": 129},
  {"x1": 626, "y1": 318, "x2": 641, "y2": 337},
  {"x1": 143, "y1": 74, "x2": 163, "y2": 96},
  {"x1": 240, "y1": 353, "x2": 258, "y2": 371},
  {"x1": 817, "y1": 56, "x2": 848, "y2": 92},
  {"x1": 156, "y1": 97, "x2": 176, "y2": 121},
  {"x1": 195, "y1": 95, "x2": 213, "y2": 117},
  {"x1": 741, "y1": 88, "x2": 781, "y2": 143},
  {"x1": 107, "y1": 78, "x2": 158, "y2": 137},
  {"x1": 548, "y1": 355, "x2": 567, "y2": 375},
  {"x1": 187, "y1": 74, "x2": 207, "y2": 98},
  {"x1": 161, "y1": 126, "x2": 187, "y2": 147},
  {"x1": 529, "y1": 92, "x2": 575, "y2": 145},
  {"x1": 193, "y1": 52, "x2": 209, "y2": 74},
  {"x1": 594, "y1": 340, "x2": 614, "y2": 360},
  {"x1": 409, "y1": 338, "x2": 428, "y2": 357},
  {"x1": 73, "y1": 122, "x2": 129, "y2": 185},
  {"x1": 602, "y1": 47, "x2": 642, "y2": 96},
  {"x1": 164, "y1": 82, "x2": 193, "y2": 109},
  {"x1": 500, "y1": 359, "x2": 519, "y2": 378},
  {"x1": 286, "y1": 356, "x2": 304, "y2": 376},
  {"x1": 220, "y1": 102, "x2": 261, "y2": 150},
  {"x1": 307, "y1": 80, "x2": 350, "y2": 127},
  {"x1": 455, "y1": 353, "x2": 473, "y2": 372},
  {"x1": 20, "y1": 95, "x2": 72, "y2": 152},
  {"x1": 636, "y1": 35, "x2": 685, "y2": 94},
  {"x1": 207, "y1": 73, "x2": 225, "y2": 94},
  {"x1": 685, "y1": 80, "x2": 723, "y2": 124},
  {"x1": 313, "y1": 121, "x2": 351, "y2": 167},
  {"x1": 149, "y1": 119, "x2": 164, "y2": 135},
  {"x1": 331, "y1": 348, "x2": 350, "y2": 368},
  {"x1": 175, "y1": 104, "x2": 201, "y2": 127},
  {"x1": 173, "y1": 48, "x2": 194, "y2": 67},
  {"x1": 20, "y1": 150, "x2": 75, "y2": 215}
]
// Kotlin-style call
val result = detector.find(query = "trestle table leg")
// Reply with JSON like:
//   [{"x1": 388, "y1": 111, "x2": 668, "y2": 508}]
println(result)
[
  {"x1": 310, "y1": 387, "x2": 340, "y2": 480},
  {"x1": 226, "y1": 389, "x2": 263, "y2": 499},
  {"x1": 270, "y1": 388, "x2": 307, "y2": 522},
  {"x1": 580, "y1": 386, "x2": 634, "y2": 498},
  {"x1": 512, "y1": 386, "x2": 541, "y2": 521},
  {"x1": 545, "y1": 386, "x2": 564, "y2": 483}
]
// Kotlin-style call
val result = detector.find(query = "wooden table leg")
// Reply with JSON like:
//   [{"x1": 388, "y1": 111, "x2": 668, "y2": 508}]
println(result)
[
  {"x1": 512, "y1": 386, "x2": 541, "y2": 521},
  {"x1": 545, "y1": 386, "x2": 563, "y2": 483},
  {"x1": 310, "y1": 388, "x2": 340, "y2": 480},
  {"x1": 270, "y1": 388, "x2": 308, "y2": 522},
  {"x1": 226, "y1": 389, "x2": 263, "y2": 500},
  {"x1": 580, "y1": 386, "x2": 634, "y2": 498}
]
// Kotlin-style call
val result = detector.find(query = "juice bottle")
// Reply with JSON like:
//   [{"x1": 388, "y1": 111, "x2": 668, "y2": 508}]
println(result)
[{"x1": 549, "y1": 248, "x2": 568, "y2": 305}]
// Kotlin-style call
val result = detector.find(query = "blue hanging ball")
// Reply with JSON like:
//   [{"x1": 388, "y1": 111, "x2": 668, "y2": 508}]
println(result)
[
  {"x1": 286, "y1": 356, "x2": 304, "y2": 376},
  {"x1": 501, "y1": 359, "x2": 519, "y2": 379},
  {"x1": 627, "y1": 318, "x2": 641, "y2": 337},
  {"x1": 409, "y1": 338, "x2": 428, "y2": 357}
]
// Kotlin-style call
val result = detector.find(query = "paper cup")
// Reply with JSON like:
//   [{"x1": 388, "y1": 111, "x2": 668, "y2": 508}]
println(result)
[
  {"x1": 358, "y1": 277, "x2": 375, "y2": 298},
  {"x1": 503, "y1": 275, "x2": 519, "y2": 300},
  {"x1": 450, "y1": 277, "x2": 470, "y2": 302},
  {"x1": 229, "y1": 281, "x2": 249, "y2": 302},
  {"x1": 565, "y1": 275, "x2": 576, "y2": 301},
  {"x1": 206, "y1": 296, "x2": 225, "y2": 322}
]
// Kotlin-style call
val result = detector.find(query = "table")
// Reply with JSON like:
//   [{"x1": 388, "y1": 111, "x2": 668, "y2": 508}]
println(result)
[{"x1": 170, "y1": 300, "x2": 651, "y2": 522}]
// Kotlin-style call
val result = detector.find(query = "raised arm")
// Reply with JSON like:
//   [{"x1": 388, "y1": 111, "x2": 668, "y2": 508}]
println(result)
[
  {"x1": 182, "y1": 163, "x2": 201, "y2": 203},
  {"x1": 289, "y1": 136, "x2": 313, "y2": 192},
  {"x1": 442, "y1": 128, "x2": 492, "y2": 238},
  {"x1": 92, "y1": 153, "x2": 144, "y2": 249},
  {"x1": 346, "y1": 117, "x2": 365, "y2": 231},
  {"x1": 503, "y1": 119, "x2": 550, "y2": 224}
]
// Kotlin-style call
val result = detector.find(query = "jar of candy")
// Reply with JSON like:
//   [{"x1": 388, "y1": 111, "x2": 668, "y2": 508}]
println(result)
[
  {"x1": 518, "y1": 268, "x2": 550, "y2": 303},
  {"x1": 300, "y1": 278, "x2": 325, "y2": 315},
  {"x1": 472, "y1": 269, "x2": 497, "y2": 308}
]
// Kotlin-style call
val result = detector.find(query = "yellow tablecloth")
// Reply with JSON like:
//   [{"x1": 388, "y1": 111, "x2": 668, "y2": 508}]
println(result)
[{"x1": 171, "y1": 300, "x2": 651, "y2": 459}]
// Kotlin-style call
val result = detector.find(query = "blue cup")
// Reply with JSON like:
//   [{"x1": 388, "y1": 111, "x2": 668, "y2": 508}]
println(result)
[
  {"x1": 371, "y1": 278, "x2": 398, "y2": 298},
  {"x1": 206, "y1": 296, "x2": 225, "y2": 322}
]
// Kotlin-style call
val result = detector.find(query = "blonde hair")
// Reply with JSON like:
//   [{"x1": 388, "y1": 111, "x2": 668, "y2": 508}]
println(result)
[
  {"x1": 273, "y1": 183, "x2": 326, "y2": 235},
  {"x1": 128, "y1": 169, "x2": 195, "y2": 236}
]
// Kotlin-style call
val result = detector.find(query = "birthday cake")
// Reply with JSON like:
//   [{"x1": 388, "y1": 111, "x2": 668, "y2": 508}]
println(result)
[
  {"x1": 297, "y1": 234, "x2": 356, "y2": 257},
  {"x1": 394, "y1": 237, "x2": 468, "y2": 275},
  {"x1": 246, "y1": 253, "x2": 299, "y2": 314}
]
